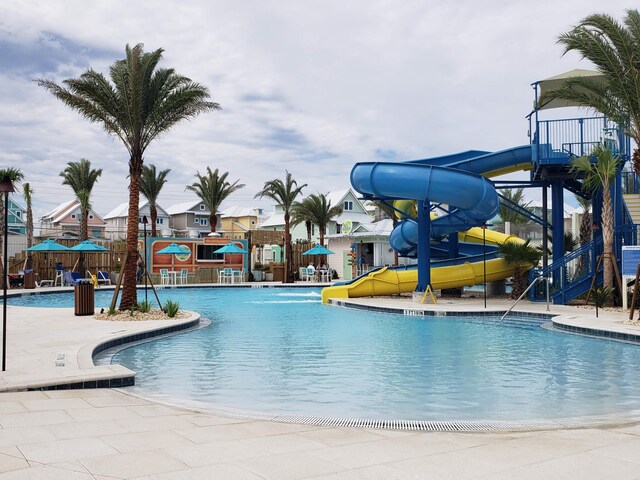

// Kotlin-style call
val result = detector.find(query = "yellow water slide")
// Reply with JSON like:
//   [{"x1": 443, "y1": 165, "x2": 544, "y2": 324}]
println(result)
[{"x1": 321, "y1": 227, "x2": 522, "y2": 303}]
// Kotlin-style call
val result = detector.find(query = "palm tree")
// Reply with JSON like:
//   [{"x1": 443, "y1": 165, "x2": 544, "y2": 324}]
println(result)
[
  {"x1": 571, "y1": 145, "x2": 619, "y2": 304},
  {"x1": 0, "y1": 168, "x2": 24, "y2": 262},
  {"x1": 22, "y1": 183, "x2": 34, "y2": 270},
  {"x1": 186, "y1": 168, "x2": 245, "y2": 233},
  {"x1": 256, "y1": 171, "x2": 307, "y2": 283},
  {"x1": 293, "y1": 193, "x2": 343, "y2": 265},
  {"x1": 291, "y1": 199, "x2": 314, "y2": 243},
  {"x1": 140, "y1": 164, "x2": 171, "y2": 237},
  {"x1": 499, "y1": 188, "x2": 531, "y2": 226},
  {"x1": 60, "y1": 159, "x2": 102, "y2": 275},
  {"x1": 37, "y1": 44, "x2": 219, "y2": 310},
  {"x1": 576, "y1": 196, "x2": 592, "y2": 247},
  {"x1": 499, "y1": 240, "x2": 542, "y2": 299},
  {"x1": 538, "y1": 10, "x2": 640, "y2": 174}
]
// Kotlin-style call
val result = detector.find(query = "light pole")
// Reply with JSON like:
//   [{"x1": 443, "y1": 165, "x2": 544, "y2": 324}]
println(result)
[
  {"x1": 1, "y1": 175, "x2": 15, "y2": 372},
  {"x1": 482, "y1": 223, "x2": 487, "y2": 309},
  {"x1": 142, "y1": 215, "x2": 148, "y2": 304}
]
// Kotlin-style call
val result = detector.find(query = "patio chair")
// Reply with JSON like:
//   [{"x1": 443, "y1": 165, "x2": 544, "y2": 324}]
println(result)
[
  {"x1": 177, "y1": 268, "x2": 189, "y2": 285},
  {"x1": 54, "y1": 264, "x2": 65, "y2": 287},
  {"x1": 63, "y1": 271, "x2": 83, "y2": 286},
  {"x1": 97, "y1": 271, "x2": 111, "y2": 285},
  {"x1": 301, "y1": 267, "x2": 314, "y2": 282},
  {"x1": 159, "y1": 269, "x2": 170, "y2": 286}
]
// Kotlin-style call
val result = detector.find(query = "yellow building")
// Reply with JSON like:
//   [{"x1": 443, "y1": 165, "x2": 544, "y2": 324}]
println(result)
[{"x1": 219, "y1": 206, "x2": 265, "y2": 239}]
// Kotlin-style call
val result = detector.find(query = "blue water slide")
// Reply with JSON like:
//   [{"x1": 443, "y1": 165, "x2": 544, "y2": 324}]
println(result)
[
  {"x1": 350, "y1": 146, "x2": 532, "y2": 257},
  {"x1": 351, "y1": 163, "x2": 499, "y2": 256}
]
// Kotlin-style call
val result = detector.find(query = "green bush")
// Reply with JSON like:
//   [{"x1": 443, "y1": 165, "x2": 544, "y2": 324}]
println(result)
[
  {"x1": 137, "y1": 300, "x2": 151, "y2": 313},
  {"x1": 107, "y1": 305, "x2": 117, "y2": 316},
  {"x1": 593, "y1": 286, "x2": 613, "y2": 308},
  {"x1": 164, "y1": 299, "x2": 180, "y2": 318}
]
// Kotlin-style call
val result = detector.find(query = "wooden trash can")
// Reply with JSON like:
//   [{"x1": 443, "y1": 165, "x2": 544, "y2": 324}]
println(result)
[
  {"x1": 74, "y1": 282, "x2": 95, "y2": 316},
  {"x1": 23, "y1": 271, "x2": 36, "y2": 289}
]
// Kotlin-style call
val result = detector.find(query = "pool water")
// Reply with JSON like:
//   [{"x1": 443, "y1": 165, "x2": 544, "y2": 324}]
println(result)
[{"x1": 11, "y1": 287, "x2": 640, "y2": 421}]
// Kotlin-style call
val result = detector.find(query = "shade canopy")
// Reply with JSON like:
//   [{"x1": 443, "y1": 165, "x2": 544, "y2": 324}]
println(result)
[
  {"x1": 302, "y1": 244, "x2": 335, "y2": 255},
  {"x1": 25, "y1": 239, "x2": 71, "y2": 252},
  {"x1": 535, "y1": 69, "x2": 607, "y2": 111},
  {"x1": 156, "y1": 243, "x2": 190, "y2": 255},
  {"x1": 69, "y1": 240, "x2": 109, "y2": 252},
  {"x1": 215, "y1": 242, "x2": 248, "y2": 254}
]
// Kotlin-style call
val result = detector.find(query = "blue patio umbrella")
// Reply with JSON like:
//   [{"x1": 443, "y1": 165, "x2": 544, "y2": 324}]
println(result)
[
  {"x1": 302, "y1": 244, "x2": 334, "y2": 256},
  {"x1": 69, "y1": 240, "x2": 109, "y2": 252},
  {"x1": 156, "y1": 243, "x2": 191, "y2": 269},
  {"x1": 215, "y1": 242, "x2": 248, "y2": 254},
  {"x1": 25, "y1": 239, "x2": 71, "y2": 251}
]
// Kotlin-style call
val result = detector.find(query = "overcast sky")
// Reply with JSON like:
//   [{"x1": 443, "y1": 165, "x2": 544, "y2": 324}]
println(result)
[{"x1": 1, "y1": 0, "x2": 636, "y2": 220}]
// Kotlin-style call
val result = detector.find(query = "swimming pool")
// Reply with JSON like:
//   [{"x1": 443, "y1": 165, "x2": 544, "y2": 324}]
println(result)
[{"x1": 11, "y1": 287, "x2": 640, "y2": 422}]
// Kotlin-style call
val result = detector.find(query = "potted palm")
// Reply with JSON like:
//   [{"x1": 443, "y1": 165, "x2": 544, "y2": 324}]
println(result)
[{"x1": 263, "y1": 263, "x2": 274, "y2": 281}]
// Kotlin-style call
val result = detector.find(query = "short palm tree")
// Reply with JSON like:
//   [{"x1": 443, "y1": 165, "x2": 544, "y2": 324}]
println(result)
[
  {"x1": 572, "y1": 144, "x2": 619, "y2": 304},
  {"x1": 499, "y1": 240, "x2": 542, "y2": 299},
  {"x1": 256, "y1": 171, "x2": 306, "y2": 283},
  {"x1": 140, "y1": 164, "x2": 171, "y2": 237},
  {"x1": 499, "y1": 188, "x2": 531, "y2": 226},
  {"x1": 538, "y1": 10, "x2": 640, "y2": 174},
  {"x1": 0, "y1": 168, "x2": 24, "y2": 261},
  {"x1": 60, "y1": 159, "x2": 102, "y2": 275},
  {"x1": 186, "y1": 168, "x2": 245, "y2": 233},
  {"x1": 22, "y1": 183, "x2": 34, "y2": 270},
  {"x1": 292, "y1": 193, "x2": 343, "y2": 264},
  {"x1": 37, "y1": 44, "x2": 219, "y2": 310}
]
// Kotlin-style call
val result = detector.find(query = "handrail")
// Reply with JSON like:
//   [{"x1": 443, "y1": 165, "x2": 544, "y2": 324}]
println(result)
[{"x1": 501, "y1": 276, "x2": 548, "y2": 321}]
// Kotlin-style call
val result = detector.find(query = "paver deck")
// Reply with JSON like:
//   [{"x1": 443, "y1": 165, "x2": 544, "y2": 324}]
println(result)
[{"x1": 1, "y1": 285, "x2": 639, "y2": 479}]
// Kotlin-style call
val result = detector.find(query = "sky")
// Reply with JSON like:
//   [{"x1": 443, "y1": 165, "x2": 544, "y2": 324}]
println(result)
[{"x1": 0, "y1": 0, "x2": 637, "y2": 221}]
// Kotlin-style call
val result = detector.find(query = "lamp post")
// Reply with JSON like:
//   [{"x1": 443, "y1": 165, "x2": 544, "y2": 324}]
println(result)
[
  {"x1": 482, "y1": 223, "x2": 487, "y2": 309},
  {"x1": 0, "y1": 176, "x2": 15, "y2": 372},
  {"x1": 142, "y1": 215, "x2": 148, "y2": 305}
]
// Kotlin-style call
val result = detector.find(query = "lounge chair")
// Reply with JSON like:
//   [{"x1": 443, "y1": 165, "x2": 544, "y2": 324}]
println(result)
[
  {"x1": 97, "y1": 271, "x2": 111, "y2": 285},
  {"x1": 63, "y1": 271, "x2": 83, "y2": 286}
]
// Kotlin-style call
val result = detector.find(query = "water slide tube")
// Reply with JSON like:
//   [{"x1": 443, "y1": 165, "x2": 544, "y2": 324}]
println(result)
[{"x1": 321, "y1": 146, "x2": 531, "y2": 303}]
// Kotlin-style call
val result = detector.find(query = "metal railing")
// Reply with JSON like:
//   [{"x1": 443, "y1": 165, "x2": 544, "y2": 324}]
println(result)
[{"x1": 501, "y1": 276, "x2": 549, "y2": 320}]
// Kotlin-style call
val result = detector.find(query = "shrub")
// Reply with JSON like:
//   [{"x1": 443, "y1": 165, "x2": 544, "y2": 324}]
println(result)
[
  {"x1": 137, "y1": 300, "x2": 151, "y2": 313},
  {"x1": 164, "y1": 299, "x2": 180, "y2": 318},
  {"x1": 593, "y1": 286, "x2": 613, "y2": 308},
  {"x1": 252, "y1": 262, "x2": 263, "y2": 271},
  {"x1": 107, "y1": 305, "x2": 117, "y2": 316}
]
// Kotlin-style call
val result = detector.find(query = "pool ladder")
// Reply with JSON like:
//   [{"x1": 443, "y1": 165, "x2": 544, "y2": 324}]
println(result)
[{"x1": 500, "y1": 276, "x2": 550, "y2": 321}]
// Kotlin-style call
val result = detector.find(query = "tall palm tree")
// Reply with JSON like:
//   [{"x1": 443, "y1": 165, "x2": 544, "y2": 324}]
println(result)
[
  {"x1": 22, "y1": 183, "x2": 34, "y2": 270},
  {"x1": 572, "y1": 144, "x2": 619, "y2": 304},
  {"x1": 0, "y1": 168, "x2": 24, "y2": 262},
  {"x1": 37, "y1": 44, "x2": 219, "y2": 310},
  {"x1": 538, "y1": 10, "x2": 640, "y2": 173},
  {"x1": 499, "y1": 240, "x2": 542, "y2": 299},
  {"x1": 186, "y1": 168, "x2": 245, "y2": 233},
  {"x1": 256, "y1": 171, "x2": 306, "y2": 283},
  {"x1": 576, "y1": 196, "x2": 592, "y2": 247},
  {"x1": 140, "y1": 164, "x2": 171, "y2": 237},
  {"x1": 60, "y1": 159, "x2": 102, "y2": 275},
  {"x1": 292, "y1": 193, "x2": 343, "y2": 265}
]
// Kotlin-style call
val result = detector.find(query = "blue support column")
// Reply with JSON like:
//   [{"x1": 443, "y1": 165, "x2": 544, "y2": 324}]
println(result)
[
  {"x1": 551, "y1": 179, "x2": 564, "y2": 265},
  {"x1": 614, "y1": 166, "x2": 624, "y2": 255},
  {"x1": 447, "y1": 232, "x2": 459, "y2": 259},
  {"x1": 416, "y1": 200, "x2": 430, "y2": 292}
]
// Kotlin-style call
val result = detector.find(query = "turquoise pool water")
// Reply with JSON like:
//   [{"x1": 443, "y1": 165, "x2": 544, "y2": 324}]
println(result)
[{"x1": 11, "y1": 287, "x2": 640, "y2": 421}]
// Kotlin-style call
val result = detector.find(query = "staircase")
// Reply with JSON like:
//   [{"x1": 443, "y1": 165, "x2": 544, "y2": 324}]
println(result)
[{"x1": 623, "y1": 193, "x2": 640, "y2": 224}]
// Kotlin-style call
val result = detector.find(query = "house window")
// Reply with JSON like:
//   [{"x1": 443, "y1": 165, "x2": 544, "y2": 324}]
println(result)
[
  {"x1": 312, "y1": 224, "x2": 315, "y2": 235},
  {"x1": 14, "y1": 211, "x2": 21, "y2": 218},
  {"x1": 156, "y1": 218, "x2": 163, "y2": 225},
  {"x1": 199, "y1": 204, "x2": 205, "y2": 210},
  {"x1": 336, "y1": 224, "x2": 342, "y2": 234},
  {"x1": 201, "y1": 218, "x2": 209, "y2": 226},
  {"x1": 194, "y1": 218, "x2": 200, "y2": 225},
  {"x1": 71, "y1": 214, "x2": 76, "y2": 219},
  {"x1": 89, "y1": 213, "x2": 94, "y2": 220},
  {"x1": 344, "y1": 201, "x2": 353, "y2": 211}
]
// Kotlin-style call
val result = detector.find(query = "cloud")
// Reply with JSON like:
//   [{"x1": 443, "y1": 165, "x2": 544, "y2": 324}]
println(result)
[{"x1": 0, "y1": 0, "x2": 636, "y2": 220}]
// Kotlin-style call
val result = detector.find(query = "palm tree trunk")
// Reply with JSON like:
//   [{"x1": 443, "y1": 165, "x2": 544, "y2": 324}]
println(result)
[
  {"x1": 511, "y1": 266, "x2": 523, "y2": 299},
  {"x1": 25, "y1": 205, "x2": 33, "y2": 270},
  {"x1": 210, "y1": 212, "x2": 217, "y2": 233},
  {"x1": 602, "y1": 186, "x2": 614, "y2": 306},
  {"x1": 284, "y1": 213, "x2": 292, "y2": 283},
  {"x1": 120, "y1": 161, "x2": 142, "y2": 310},
  {"x1": 78, "y1": 208, "x2": 88, "y2": 274},
  {"x1": 150, "y1": 204, "x2": 158, "y2": 237}
]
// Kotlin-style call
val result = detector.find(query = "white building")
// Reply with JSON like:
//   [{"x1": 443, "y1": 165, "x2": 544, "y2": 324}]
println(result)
[{"x1": 103, "y1": 199, "x2": 171, "y2": 240}]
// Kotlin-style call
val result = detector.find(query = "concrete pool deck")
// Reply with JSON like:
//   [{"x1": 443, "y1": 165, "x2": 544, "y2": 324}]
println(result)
[{"x1": 2, "y1": 286, "x2": 640, "y2": 478}]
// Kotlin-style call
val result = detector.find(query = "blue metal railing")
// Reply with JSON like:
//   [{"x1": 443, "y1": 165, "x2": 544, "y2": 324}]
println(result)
[
  {"x1": 529, "y1": 225, "x2": 638, "y2": 303},
  {"x1": 622, "y1": 171, "x2": 640, "y2": 194},
  {"x1": 532, "y1": 116, "x2": 627, "y2": 165}
]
